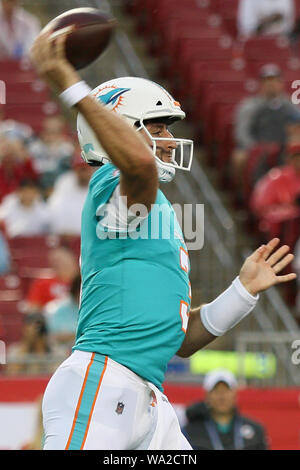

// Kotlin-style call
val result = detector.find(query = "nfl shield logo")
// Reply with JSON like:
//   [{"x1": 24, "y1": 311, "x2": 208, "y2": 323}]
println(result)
[{"x1": 115, "y1": 402, "x2": 125, "y2": 415}]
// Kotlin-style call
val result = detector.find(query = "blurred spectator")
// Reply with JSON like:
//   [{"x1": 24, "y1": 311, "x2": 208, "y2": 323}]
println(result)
[
  {"x1": 286, "y1": 112, "x2": 300, "y2": 144},
  {"x1": 232, "y1": 64, "x2": 299, "y2": 184},
  {"x1": 294, "y1": 238, "x2": 300, "y2": 318},
  {"x1": 250, "y1": 143, "x2": 300, "y2": 237},
  {"x1": 48, "y1": 154, "x2": 94, "y2": 236},
  {"x1": 6, "y1": 313, "x2": 51, "y2": 375},
  {"x1": 25, "y1": 247, "x2": 79, "y2": 313},
  {"x1": 238, "y1": 0, "x2": 295, "y2": 38},
  {"x1": 0, "y1": 105, "x2": 33, "y2": 145},
  {"x1": 0, "y1": 0, "x2": 41, "y2": 60},
  {"x1": 183, "y1": 369, "x2": 268, "y2": 450},
  {"x1": 0, "y1": 136, "x2": 37, "y2": 202},
  {"x1": 0, "y1": 230, "x2": 10, "y2": 273},
  {"x1": 289, "y1": 15, "x2": 300, "y2": 49},
  {"x1": 28, "y1": 116, "x2": 75, "y2": 190},
  {"x1": 0, "y1": 179, "x2": 50, "y2": 238},
  {"x1": 44, "y1": 274, "x2": 81, "y2": 353}
]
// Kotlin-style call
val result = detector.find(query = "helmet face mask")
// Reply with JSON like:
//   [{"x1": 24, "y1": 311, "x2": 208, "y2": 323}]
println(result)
[
  {"x1": 77, "y1": 77, "x2": 194, "y2": 182},
  {"x1": 135, "y1": 119, "x2": 193, "y2": 183}
]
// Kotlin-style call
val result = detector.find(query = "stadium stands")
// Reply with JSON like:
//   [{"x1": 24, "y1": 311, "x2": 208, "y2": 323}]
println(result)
[
  {"x1": 0, "y1": 234, "x2": 80, "y2": 345},
  {"x1": 0, "y1": 59, "x2": 59, "y2": 132},
  {"x1": 127, "y1": 0, "x2": 300, "y2": 308}
]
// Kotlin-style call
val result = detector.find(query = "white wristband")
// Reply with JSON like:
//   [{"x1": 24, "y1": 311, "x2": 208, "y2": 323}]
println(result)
[
  {"x1": 200, "y1": 276, "x2": 259, "y2": 337},
  {"x1": 59, "y1": 81, "x2": 92, "y2": 108}
]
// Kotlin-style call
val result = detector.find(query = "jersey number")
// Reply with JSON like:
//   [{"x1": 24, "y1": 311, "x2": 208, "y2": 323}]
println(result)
[
  {"x1": 180, "y1": 300, "x2": 190, "y2": 334},
  {"x1": 179, "y1": 246, "x2": 191, "y2": 333}
]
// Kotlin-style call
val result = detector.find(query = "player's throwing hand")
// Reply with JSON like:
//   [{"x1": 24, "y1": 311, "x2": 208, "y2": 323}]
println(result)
[
  {"x1": 239, "y1": 238, "x2": 297, "y2": 296},
  {"x1": 30, "y1": 29, "x2": 79, "y2": 91}
]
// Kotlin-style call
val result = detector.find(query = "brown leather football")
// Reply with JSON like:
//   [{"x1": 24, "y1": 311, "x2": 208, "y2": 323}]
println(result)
[{"x1": 41, "y1": 7, "x2": 117, "y2": 70}]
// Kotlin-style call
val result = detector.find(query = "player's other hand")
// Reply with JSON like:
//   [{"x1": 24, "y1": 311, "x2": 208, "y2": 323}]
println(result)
[
  {"x1": 239, "y1": 238, "x2": 297, "y2": 296},
  {"x1": 30, "y1": 30, "x2": 80, "y2": 91}
]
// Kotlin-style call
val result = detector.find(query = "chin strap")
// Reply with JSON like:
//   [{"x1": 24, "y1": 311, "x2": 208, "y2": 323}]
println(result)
[{"x1": 155, "y1": 157, "x2": 176, "y2": 183}]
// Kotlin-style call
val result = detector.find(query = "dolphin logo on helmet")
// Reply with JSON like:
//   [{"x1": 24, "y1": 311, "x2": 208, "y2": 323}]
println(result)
[{"x1": 97, "y1": 86, "x2": 131, "y2": 110}]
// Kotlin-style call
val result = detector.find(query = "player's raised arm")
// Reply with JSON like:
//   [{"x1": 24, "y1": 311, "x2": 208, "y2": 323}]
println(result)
[
  {"x1": 30, "y1": 31, "x2": 158, "y2": 210},
  {"x1": 177, "y1": 238, "x2": 297, "y2": 357}
]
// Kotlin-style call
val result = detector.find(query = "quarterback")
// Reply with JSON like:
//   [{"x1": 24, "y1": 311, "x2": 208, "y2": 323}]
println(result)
[{"x1": 30, "y1": 32, "x2": 297, "y2": 450}]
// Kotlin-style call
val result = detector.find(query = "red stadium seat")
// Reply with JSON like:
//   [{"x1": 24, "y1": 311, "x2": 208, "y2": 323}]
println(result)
[
  {"x1": 4, "y1": 102, "x2": 59, "y2": 133},
  {"x1": 191, "y1": 80, "x2": 256, "y2": 122},
  {"x1": 210, "y1": 0, "x2": 239, "y2": 15},
  {"x1": 209, "y1": 0, "x2": 239, "y2": 37},
  {"x1": 0, "y1": 59, "x2": 35, "y2": 74},
  {"x1": 6, "y1": 80, "x2": 50, "y2": 105},
  {"x1": 214, "y1": 106, "x2": 236, "y2": 186},
  {"x1": 0, "y1": 59, "x2": 37, "y2": 83},
  {"x1": 0, "y1": 300, "x2": 25, "y2": 344},
  {"x1": 7, "y1": 235, "x2": 59, "y2": 257},
  {"x1": 243, "y1": 143, "x2": 282, "y2": 202},
  {"x1": 142, "y1": 0, "x2": 201, "y2": 36},
  {"x1": 183, "y1": 65, "x2": 248, "y2": 102},
  {"x1": 158, "y1": 18, "x2": 223, "y2": 59},
  {"x1": 166, "y1": 36, "x2": 234, "y2": 79},
  {"x1": 188, "y1": 57, "x2": 245, "y2": 79},
  {"x1": 295, "y1": 1, "x2": 300, "y2": 19},
  {"x1": 14, "y1": 255, "x2": 52, "y2": 270},
  {"x1": 0, "y1": 59, "x2": 32, "y2": 73},
  {"x1": 172, "y1": 57, "x2": 244, "y2": 98},
  {"x1": 244, "y1": 37, "x2": 291, "y2": 62}
]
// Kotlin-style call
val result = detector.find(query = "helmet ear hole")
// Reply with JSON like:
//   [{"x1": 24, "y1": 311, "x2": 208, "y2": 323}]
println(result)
[
  {"x1": 156, "y1": 101, "x2": 162, "y2": 106},
  {"x1": 88, "y1": 160, "x2": 104, "y2": 167}
]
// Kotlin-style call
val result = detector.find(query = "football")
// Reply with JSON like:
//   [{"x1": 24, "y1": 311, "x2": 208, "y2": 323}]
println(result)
[{"x1": 41, "y1": 7, "x2": 117, "y2": 70}]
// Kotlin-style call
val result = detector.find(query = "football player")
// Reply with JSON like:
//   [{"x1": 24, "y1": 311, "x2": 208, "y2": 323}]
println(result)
[{"x1": 30, "y1": 31, "x2": 297, "y2": 450}]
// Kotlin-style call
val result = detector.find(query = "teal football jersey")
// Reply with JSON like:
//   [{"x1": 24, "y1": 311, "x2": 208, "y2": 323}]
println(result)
[{"x1": 73, "y1": 163, "x2": 191, "y2": 391}]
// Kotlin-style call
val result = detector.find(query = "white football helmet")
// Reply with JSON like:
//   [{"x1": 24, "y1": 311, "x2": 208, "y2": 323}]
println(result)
[{"x1": 77, "y1": 77, "x2": 193, "y2": 182}]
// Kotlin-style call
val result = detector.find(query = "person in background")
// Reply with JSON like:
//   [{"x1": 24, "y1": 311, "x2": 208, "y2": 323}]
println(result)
[
  {"x1": 28, "y1": 116, "x2": 75, "y2": 191},
  {"x1": 238, "y1": 0, "x2": 295, "y2": 39},
  {"x1": 294, "y1": 238, "x2": 300, "y2": 319},
  {"x1": 0, "y1": 229, "x2": 10, "y2": 273},
  {"x1": 286, "y1": 113, "x2": 300, "y2": 145},
  {"x1": 0, "y1": 136, "x2": 37, "y2": 202},
  {"x1": 0, "y1": 178, "x2": 50, "y2": 238},
  {"x1": 0, "y1": 0, "x2": 40, "y2": 59},
  {"x1": 232, "y1": 64, "x2": 299, "y2": 186},
  {"x1": 6, "y1": 313, "x2": 51, "y2": 376},
  {"x1": 25, "y1": 246, "x2": 79, "y2": 313},
  {"x1": 0, "y1": 105, "x2": 34, "y2": 145},
  {"x1": 44, "y1": 274, "x2": 81, "y2": 354},
  {"x1": 250, "y1": 143, "x2": 300, "y2": 238},
  {"x1": 183, "y1": 369, "x2": 269, "y2": 450},
  {"x1": 48, "y1": 153, "x2": 94, "y2": 236}
]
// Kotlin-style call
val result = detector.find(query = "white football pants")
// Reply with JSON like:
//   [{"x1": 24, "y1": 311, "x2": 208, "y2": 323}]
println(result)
[{"x1": 42, "y1": 350, "x2": 192, "y2": 450}]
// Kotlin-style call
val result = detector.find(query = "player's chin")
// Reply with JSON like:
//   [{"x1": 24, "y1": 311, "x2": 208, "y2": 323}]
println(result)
[{"x1": 160, "y1": 155, "x2": 173, "y2": 164}]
